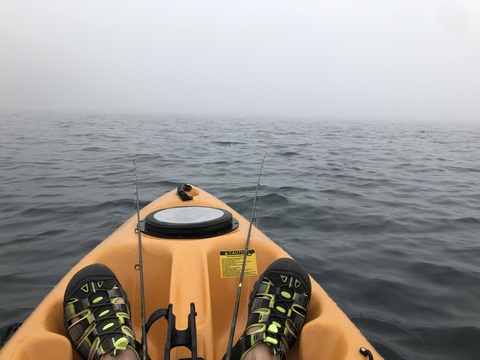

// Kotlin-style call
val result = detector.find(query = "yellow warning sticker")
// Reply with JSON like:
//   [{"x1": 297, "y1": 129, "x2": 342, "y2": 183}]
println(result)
[{"x1": 220, "y1": 250, "x2": 258, "y2": 279}]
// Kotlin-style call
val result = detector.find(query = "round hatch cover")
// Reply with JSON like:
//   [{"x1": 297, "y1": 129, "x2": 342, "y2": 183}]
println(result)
[{"x1": 142, "y1": 206, "x2": 239, "y2": 238}]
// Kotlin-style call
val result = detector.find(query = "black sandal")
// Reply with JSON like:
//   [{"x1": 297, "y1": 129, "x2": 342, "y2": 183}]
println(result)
[
  {"x1": 63, "y1": 263, "x2": 141, "y2": 360},
  {"x1": 225, "y1": 258, "x2": 311, "y2": 360}
]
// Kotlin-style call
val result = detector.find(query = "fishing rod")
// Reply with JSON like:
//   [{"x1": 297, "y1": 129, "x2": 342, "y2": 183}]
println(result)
[
  {"x1": 133, "y1": 161, "x2": 148, "y2": 360},
  {"x1": 225, "y1": 153, "x2": 267, "y2": 360}
]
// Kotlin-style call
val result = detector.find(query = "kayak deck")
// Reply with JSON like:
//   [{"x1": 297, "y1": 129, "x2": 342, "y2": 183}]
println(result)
[{"x1": 0, "y1": 185, "x2": 382, "y2": 360}]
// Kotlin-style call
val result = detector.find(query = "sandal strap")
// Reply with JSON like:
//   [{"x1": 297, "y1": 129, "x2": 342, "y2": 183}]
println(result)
[
  {"x1": 256, "y1": 282, "x2": 310, "y2": 308},
  {"x1": 65, "y1": 296, "x2": 128, "y2": 321}
]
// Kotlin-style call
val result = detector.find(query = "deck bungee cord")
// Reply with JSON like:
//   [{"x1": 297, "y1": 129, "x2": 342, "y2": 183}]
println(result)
[
  {"x1": 133, "y1": 161, "x2": 148, "y2": 360},
  {"x1": 225, "y1": 154, "x2": 267, "y2": 360}
]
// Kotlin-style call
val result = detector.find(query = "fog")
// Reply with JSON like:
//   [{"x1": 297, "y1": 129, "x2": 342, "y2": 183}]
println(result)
[{"x1": 1, "y1": 0, "x2": 479, "y2": 121}]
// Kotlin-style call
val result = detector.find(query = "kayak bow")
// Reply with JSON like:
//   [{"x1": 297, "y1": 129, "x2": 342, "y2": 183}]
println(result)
[{"x1": 0, "y1": 185, "x2": 382, "y2": 360}]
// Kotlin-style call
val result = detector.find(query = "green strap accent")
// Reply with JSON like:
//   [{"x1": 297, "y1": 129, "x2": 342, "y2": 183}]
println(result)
[
  {"x1": 102, "y1": 323, "x2": 115, "y2": 331},
  {"x1": 99, "y1": 309, "x2": 110, "y2": 317},
  {"x1": 114, "y1": 337, "x2": 128, "y2": 352},
  {"x1": 265, "y1": 336, "x2": 278, "y2": 345},
  {"x1": 268, "y1": 324, "x2": 279, "y2": 334},
  {"x1": 93, "y1": 296, "x2": 104, "y2": 304}
]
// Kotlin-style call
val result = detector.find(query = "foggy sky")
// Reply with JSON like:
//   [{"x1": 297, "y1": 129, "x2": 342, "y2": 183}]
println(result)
[{"x1": 1, "y1": 0, "x2": 479, "y2": 121}]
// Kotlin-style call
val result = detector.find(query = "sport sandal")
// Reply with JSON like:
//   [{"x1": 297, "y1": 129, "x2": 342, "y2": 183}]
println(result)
[
  {"x1": 225, "y1": 257, "x2": 311, "y2": 360},
  {"x1": 64, "y1": 263, "x2": 141, "y2": 360}
]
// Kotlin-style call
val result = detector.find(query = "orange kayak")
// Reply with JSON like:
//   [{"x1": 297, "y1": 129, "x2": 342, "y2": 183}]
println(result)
[{"x1": 0, "y1": 185, "x2": 382, "y2": 360}]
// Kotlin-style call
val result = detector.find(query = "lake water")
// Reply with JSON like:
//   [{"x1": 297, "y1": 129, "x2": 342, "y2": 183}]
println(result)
[{"x1": 1, "y1": 111, "x2": 479, "y2": 359}]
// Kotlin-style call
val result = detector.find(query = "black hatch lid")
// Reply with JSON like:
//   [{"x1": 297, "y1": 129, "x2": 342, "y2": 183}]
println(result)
[{"x1": 140, "y1": 206, "x2": 239, "y2": 239}]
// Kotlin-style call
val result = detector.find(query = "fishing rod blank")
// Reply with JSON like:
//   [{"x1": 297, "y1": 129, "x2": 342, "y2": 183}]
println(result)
[
  {"x1": 225, "y1": 154, "x2": 267, "y2": 360},
  {"x1": 134, "y1": 161, "x2": 148, "y2": 360}
]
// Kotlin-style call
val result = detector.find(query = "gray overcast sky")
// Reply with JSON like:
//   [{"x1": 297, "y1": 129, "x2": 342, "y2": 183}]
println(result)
[{"x1": 1, "y1": 0, "x2": 479, "y2": 121}]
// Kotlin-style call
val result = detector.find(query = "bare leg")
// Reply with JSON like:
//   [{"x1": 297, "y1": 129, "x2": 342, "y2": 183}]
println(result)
[
  {"x1": 102, "y1": 349, "x2": 138, "y2": 360},
  {"x1": 241, "y1": 323, "x2": 279, "y2": 360},
  {"x1": 244, "y1": 343, "x2": 279, "y2": 360}
]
